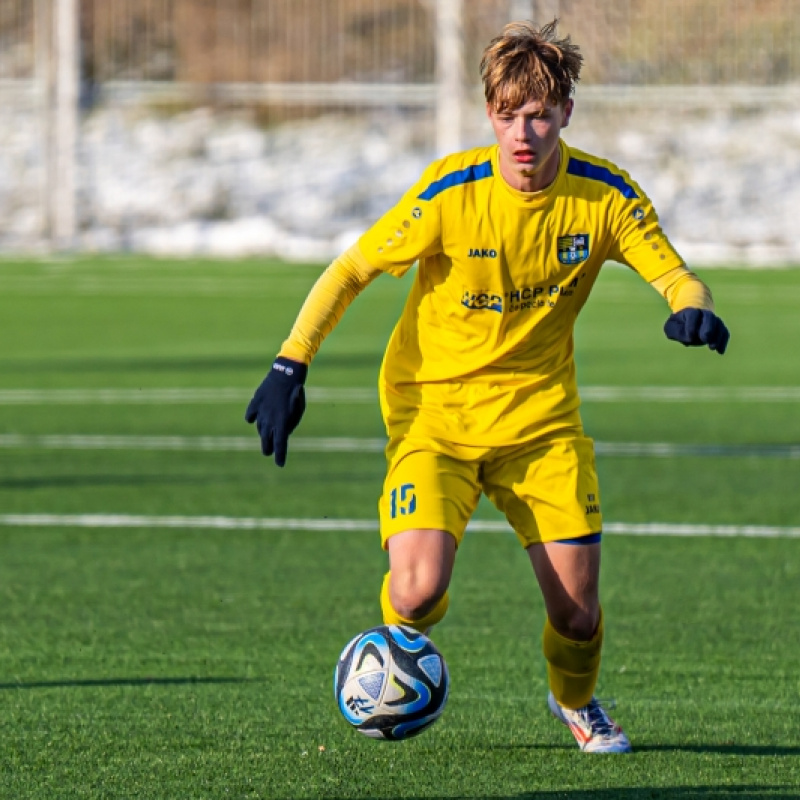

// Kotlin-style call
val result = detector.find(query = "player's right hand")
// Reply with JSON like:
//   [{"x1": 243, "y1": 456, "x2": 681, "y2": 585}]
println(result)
[{"x1": 244, "y1": 357, "x2": 308, "y2": 467}]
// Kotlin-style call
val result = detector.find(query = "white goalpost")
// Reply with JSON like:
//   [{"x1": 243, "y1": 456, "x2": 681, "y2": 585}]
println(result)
[
  {"x1": 53, "y1": 0, "x2": 79, "y2": 250},
  {"x1": 34, "y1": 0, "x2": 79, "y2": 251},
  {"x1": 434, "y1": 0, "x2": 464, "y2": 157}
]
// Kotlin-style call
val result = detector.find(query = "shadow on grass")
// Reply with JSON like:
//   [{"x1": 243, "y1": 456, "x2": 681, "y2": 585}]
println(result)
[
  {"x1": 634, "y1": 743, "x2": 800, "y2": 757},
  {"x1": 314, "y1": 788, "x2": 796, "y2": 800},
  {"x1": 0, "y1": 474, "x2": 212, "y2": 490},
  {"x1": 493, "y1": 742, "x2": 800, "y2": 757},
  {"x1": 0, "y1": 351, "x2": 383, "y2": 376},
  {"x1": 0, "y1": 676, "x2": 259, "y2": 690},
  {"x1": 0, "y1": 468, "x2": 379, "y2": 492},
  {"x1": 0, "y1": 354, "x2": 269, "y2": 375}
]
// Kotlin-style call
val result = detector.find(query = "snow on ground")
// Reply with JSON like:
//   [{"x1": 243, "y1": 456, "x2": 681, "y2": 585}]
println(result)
[{"x1": 1, "y1": 100, "x2": 798, "y2": 265}]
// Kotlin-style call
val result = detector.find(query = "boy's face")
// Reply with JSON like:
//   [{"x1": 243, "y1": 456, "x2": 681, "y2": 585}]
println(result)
[{"x1": 487, "y1": 97, "x2": 573, "y2": 192}]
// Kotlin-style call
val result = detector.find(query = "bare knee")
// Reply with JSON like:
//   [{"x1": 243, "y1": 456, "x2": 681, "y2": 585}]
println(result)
[
  {"x1": 548, "y1": 602, "x2": 600, "y2": 642},
  {"x1": 386, "y1": 528, "x2": 456, "y2": 622},
  {"x1": 389, "y1": 570, "x2": 447, "y2": 622}
]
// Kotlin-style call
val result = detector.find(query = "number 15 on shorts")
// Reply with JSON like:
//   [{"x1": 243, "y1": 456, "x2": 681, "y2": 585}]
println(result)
[{"x1": 389, "y1": 483, "x2": 417, "y2": 518}]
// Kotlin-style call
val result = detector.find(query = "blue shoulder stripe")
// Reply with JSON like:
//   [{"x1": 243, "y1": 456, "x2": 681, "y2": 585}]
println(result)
[
  {"x1": 417, "y1": 160, "x2": 493, "y2": 201},
  {"x1": 566, "y1": 157, "x2": 639, "y2": 199}
]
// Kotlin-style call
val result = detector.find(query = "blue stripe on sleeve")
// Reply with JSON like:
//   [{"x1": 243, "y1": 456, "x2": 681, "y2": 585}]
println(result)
[
  {"x1": 417, "y1": 160, "x2": 493, "y2": 201},
  {"x1": 566, "y1": 157, "x2": 639, "y2": 199}
]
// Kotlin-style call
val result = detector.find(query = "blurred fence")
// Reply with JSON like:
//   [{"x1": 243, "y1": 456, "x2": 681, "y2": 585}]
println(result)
[{"x1": 3, "y1": 0, "x2": 800, "y2": 263}]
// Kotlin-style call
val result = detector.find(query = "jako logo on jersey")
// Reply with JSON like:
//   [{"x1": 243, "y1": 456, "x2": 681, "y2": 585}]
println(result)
[
  {"x1": 467, "y1": 248, "x2": 498, "y2": 258},
  {"x1": 557, "y1": 233, "x2": 590, "y2": 264},
  {"x1": 462, "y1": 290, "x2": 503, "y2": 313}
]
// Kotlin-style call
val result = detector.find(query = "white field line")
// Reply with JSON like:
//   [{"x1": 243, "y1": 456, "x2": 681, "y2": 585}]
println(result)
[
  {"x1": 582, "y1": 386, "x2": 800, "y2": 402},
  {"x1": 0, "y1": 434, "x2": 387, "y2": 452},
  {"x1": 0, "y1": 386, "x2": 800, "y2": 405},
  {"x1": 1, "y1": 433, "x2": 799, "y2": 459},
  {"x1": 596, "y1": 441, "x2": 800, "y2": 458},
  {"x1": 0, "y1": 514, "x2": 798, "y2": 538},
  {"x1": 0, "y1": 387, "x2": 375, "y2": 404}
]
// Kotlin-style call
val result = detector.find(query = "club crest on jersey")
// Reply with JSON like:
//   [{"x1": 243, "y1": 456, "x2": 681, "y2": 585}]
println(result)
[
  {"x1": 462, "y1": 289, "x2": 503, "y2": 313},
  {"x1": 557, "y1": 233, "x2": 590, "y2": 265}
]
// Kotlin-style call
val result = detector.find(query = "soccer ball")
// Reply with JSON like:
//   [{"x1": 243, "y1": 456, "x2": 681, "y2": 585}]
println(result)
[{"x1": 334, "y1": 624, "x2": 449, "y2": 740}]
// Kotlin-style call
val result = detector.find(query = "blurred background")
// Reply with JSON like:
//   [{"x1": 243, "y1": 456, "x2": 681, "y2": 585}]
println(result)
[{"x1": 3, "y1": 0, "x2": 800, "y2": 264}]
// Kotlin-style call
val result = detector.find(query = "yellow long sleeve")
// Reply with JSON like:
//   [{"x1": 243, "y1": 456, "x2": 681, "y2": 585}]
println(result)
[
  {"x1": 278, "y1": 244, "x2": 382, "y2": 364},
  {"x1": 649, "y1": 265, "x2": 714, "y2": 312}
]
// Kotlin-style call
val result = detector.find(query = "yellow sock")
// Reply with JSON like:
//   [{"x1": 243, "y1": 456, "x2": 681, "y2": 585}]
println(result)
[
  {"x1": 379, "y1": 571, "x2": 449, "y2": 633},
  {"x1": 542, "y1": 609, "x2": 604, "y2": 709}
]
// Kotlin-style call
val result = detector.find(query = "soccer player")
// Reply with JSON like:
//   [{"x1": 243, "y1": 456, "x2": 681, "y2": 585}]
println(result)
[{"x1": 245, "y1": 20, "x2": 729, "y2": 753}]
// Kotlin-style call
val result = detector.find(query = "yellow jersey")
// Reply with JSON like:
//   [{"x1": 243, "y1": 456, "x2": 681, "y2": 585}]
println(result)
[{"x1": 358, "y1": 139, "x2": 683, "y2": 446}]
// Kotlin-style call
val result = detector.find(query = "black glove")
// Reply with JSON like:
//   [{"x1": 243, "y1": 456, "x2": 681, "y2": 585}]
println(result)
[
  {"x1": 664, "y1": 308, "x2": 729, "y2": 355},
  {"x1": 245, "y1": 357, "x2": 307, "y2": 467}
]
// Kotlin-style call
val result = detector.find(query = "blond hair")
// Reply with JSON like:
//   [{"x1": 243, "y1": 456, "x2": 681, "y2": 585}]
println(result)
[{"x1": 480, "y1": 19, "x2": 583, "y2": 112}]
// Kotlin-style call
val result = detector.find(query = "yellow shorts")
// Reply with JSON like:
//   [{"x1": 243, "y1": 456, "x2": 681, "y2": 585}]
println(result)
[{"x1": 378, "y1": 431, "x2": 602, "y2": 549}]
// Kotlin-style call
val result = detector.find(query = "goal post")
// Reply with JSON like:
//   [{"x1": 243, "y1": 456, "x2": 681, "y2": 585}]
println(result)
[
  {"x1": 435, "y1": 0, "x2": 464, "y2": 157},
  {"x1": 52, "y1": 0, "x2": 79, "y2": 251}
]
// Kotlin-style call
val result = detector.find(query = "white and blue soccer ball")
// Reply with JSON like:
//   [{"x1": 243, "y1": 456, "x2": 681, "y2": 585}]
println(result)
[{"x1": 334, "y1": 624, "x2": 449, "y2": 740}]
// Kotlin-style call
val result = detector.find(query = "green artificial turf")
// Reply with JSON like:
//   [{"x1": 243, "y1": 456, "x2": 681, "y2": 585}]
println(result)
[{"x1": 0, "y1": 257, "x2": 798, "y2": 798}]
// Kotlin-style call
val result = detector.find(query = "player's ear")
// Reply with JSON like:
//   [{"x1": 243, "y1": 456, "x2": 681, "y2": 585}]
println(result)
[{"x1": 561, "y1": 99, "x2": 574, "y2": 128}]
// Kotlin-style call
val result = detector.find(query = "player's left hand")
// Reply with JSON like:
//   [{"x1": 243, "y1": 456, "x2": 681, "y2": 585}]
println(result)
[{"x1": 664, "y1": 307, "x2": 729, "y2": 355}]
